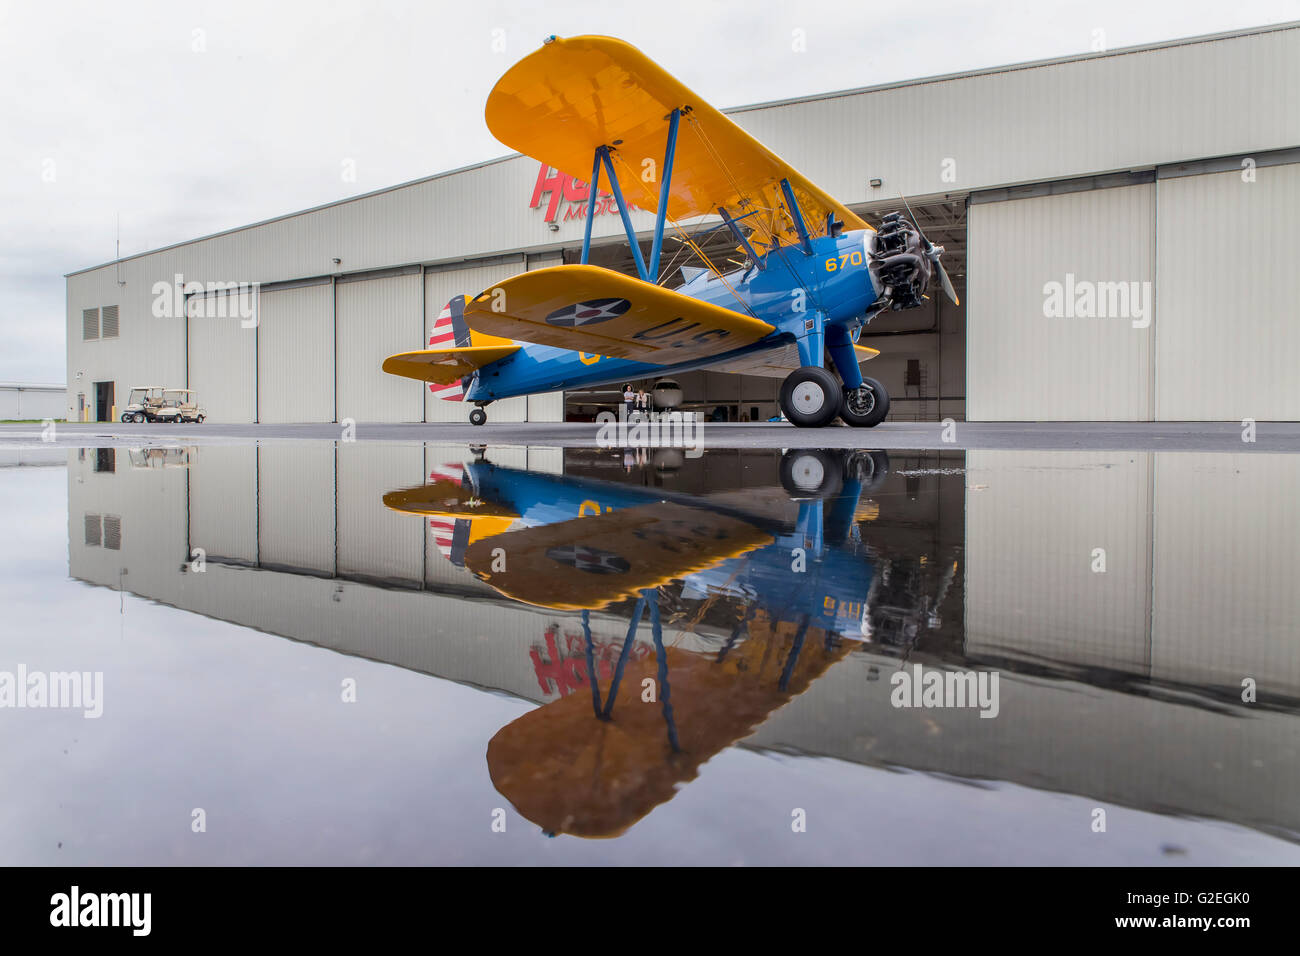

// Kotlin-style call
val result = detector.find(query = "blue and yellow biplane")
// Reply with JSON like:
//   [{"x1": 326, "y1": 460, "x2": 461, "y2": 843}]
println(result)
[{"x1": 382, "y1": 35, "x2": 957, "y2": 427}]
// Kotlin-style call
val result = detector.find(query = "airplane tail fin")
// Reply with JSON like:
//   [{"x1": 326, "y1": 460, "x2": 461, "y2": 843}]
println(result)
[{"x1": 409, "y1": 295, "x2": 517, "y2": 401}]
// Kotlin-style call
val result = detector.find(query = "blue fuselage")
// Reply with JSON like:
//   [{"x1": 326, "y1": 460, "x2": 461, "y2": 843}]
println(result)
[{"x1": 466, "y1": 230, "x2": 880, "y2": 402}]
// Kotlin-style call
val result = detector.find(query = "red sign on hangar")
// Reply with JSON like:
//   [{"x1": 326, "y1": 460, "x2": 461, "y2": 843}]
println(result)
[{"x1": 529, "y1": 163, "x2": 641, "y2": 223}]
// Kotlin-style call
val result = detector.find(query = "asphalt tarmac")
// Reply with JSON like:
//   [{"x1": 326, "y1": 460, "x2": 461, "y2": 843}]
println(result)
[{"x1": 3, "y1": 419, "x2": 1299, "y2": 452}]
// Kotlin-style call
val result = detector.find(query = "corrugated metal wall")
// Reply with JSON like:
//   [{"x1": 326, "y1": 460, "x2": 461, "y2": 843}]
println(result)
[
  {"x1": 966, "y1": 449, "x2": 1300, "y2": 693},
  {"x1": 189, "y1": 444, "x2": 258, "y2": 564},
  {"x1": 336, "y1": 270, "x2": 423, "y2": 423},
  {"x1": 732, "y1": 25, "x2": 1300, "y2": 209},
  {"x1": 257, "y1": 283, "x2": 334, "y2": 423},
  {"x1": 336, "y1": 442, "x2": 425, "y2": 585},
  {"x1": 967, "y1": 184, "x2": 1155, "y2": 421},
  {"x1": 1155, "y1": 162, "x2": 1300, "y2": 420},
  {"x1": 965, "y1": 450, "x2": 1153, "y2": 672},
  {"x1": 1150, "y1": 453, "x2": 1300, "y2": 687},
  {"x1": 257, "y1": 443, "x2": 335, "y2": 573},
  {"x1": 187, "y1": 291, "x2": 256, "y2": 422}
]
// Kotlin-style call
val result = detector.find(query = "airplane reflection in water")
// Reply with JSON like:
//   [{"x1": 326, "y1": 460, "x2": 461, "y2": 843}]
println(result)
[
  {"x1": 384, "y1": 449, "x2": 948, "y2": 836},
  {"x1": 63, "y1": 442, "x2": 1300, "y2": 848}
]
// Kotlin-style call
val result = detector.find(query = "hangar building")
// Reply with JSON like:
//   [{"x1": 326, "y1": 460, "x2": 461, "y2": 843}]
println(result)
[{"x1": 65, "y1": 22, "x2": 1300, "y2": 424}]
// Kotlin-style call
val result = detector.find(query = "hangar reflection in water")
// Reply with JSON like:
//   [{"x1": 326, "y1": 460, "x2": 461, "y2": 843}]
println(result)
[{"x1": 68, "y1": 442, "x2": 1300, "y2": 843}]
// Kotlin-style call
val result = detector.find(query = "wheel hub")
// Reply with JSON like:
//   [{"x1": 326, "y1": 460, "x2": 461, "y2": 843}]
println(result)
[
  {"x1": 791, "y1": 454, "x2": 825, "y2": 491},
  {"x1": 846, "y1": 386, "x2": 876, "y2": 416},
  {"x1": 791, "y1": 381, "x2": 826, "y2": 415}
]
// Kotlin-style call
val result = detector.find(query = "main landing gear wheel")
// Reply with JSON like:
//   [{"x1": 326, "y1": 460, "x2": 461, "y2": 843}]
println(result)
[
  {"x1": 779, "y1": 366, "x2": 843, "y2": 428},
  {"x1": 779, "y1": 449, "x2": 844, "y2": 499},
  {"x1": 844, "y1": 450, "x2": 890, "y2": 493},
  {"x1": 469, "y1": 407, "x2": 487, "y2": 426},
  {"x1": 840, "y1": 376, "x2": 890, "y2": 428}
]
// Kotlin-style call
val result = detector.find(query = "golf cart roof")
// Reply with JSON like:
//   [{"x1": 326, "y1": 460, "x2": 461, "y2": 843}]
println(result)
[{"x1": 130, "y1": 385, "x2": 166, "y2": 390}]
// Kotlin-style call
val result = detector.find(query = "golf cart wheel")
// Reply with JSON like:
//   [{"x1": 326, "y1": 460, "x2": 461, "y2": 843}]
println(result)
[
  {"x1": 469, "y1": 407, "x2": 487, "y2": 426},
  {"x1": 840, "y1": 377, "x2": 890, "y2": 427},
  {"x1": 778, "y1": 366, "x2": 843, "y2": 427},
  {"x1": 779, "y1": 449, "x2": 844, "y2": 499},
  {"x1": 196, "y1": 415, "x2": 204, "y2": 424},
  {"x1": 132, "y1": 412, "x2": 145, "y2": 424}
]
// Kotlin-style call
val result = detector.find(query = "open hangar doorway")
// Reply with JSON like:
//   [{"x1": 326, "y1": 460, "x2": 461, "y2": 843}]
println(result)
[
  {"x1": 560, "y1": 228, "x2": 784, "y2": 423},
  {"x1": 851, "y1": 197, "x2": 967, "y2": 422},
  {"x1": 559, "y1": 197, "x2": 966, "y2": 423}
]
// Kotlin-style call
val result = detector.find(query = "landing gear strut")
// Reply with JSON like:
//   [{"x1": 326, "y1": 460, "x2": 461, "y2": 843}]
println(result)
[
  {"x1": 778, "y1": 366, "x2": 843, "y2": 428},
  {"x1": 469, "y1": 406, "x2": 487, "y2": 426}
]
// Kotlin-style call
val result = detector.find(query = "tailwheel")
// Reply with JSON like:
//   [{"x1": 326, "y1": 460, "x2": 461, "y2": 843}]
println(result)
[
  {"x1": 840, "y1": 376, "x2": 890, "y2": 427},
  {"x1": 469, "y1": 407, "x2": 487, "y2": 426},
  {"x1": 779, "y1": 366, "x2": 843, "y2": 427}
]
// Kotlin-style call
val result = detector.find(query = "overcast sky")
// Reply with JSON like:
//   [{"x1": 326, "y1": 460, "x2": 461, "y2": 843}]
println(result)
[{"x1": 2, "y1": 0, "x2": 1296, "y2": 384}]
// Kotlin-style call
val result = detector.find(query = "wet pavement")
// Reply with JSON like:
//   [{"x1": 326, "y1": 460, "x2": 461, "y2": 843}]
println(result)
[{"x1": 1, "y1": 440, "x2": 1297, "y2": 864}]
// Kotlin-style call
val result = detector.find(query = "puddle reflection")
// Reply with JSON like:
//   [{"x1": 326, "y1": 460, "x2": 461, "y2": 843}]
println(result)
[{"x1": 57, "y1": 442, "x2": 1300, "y2": 852}]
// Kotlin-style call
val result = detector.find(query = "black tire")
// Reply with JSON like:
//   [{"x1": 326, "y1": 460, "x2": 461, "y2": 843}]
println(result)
[
  {"x1": 778, "y1": 366, "x2": 843, "y2": 427},
  {"x1": 779, "y1": 449, "x2": 844, "y2": 499},
  {"x1": 120, "y1": 413, "x2": 130, "y2": 423},
  {"x1": 196, "y1": 415, "x2": 204, "y2": 424},
  {"x1": 132, "y1": 412, "x2": 145, "y2": 424},
  {"x1": 469, "y1": 407, "x2": 487, "y2": 426},
  {"x1": 840, "y1": 376, "x2": 890, "y2": 427},
  {"x1": 844, "y1": 450, "x2": 890, "y2": 493}
]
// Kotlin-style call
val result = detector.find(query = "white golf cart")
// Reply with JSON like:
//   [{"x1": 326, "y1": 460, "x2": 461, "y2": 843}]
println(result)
[
  {"x1": 120, "y1": 386, "x2": 166, "y2": 423},
  {"x1": 154, "y1": 389, "x2": 206, "y2": 424}
]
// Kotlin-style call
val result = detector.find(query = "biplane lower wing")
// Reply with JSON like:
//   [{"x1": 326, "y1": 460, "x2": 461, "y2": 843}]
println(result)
[
  {"x1": 462, "y1": 502, "x2": 771, "y2": 611},
  {"x1": 462, "y1": 264, "x2": 776, "y2": 364},
  {"x1": 380, "y1": 344, "x2": 520, "y2": 385}
]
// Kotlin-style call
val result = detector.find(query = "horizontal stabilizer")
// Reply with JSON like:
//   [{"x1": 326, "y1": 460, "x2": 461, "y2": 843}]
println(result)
[{"x1": 381, "y1": 344, "x2": 520, "y2": 385}]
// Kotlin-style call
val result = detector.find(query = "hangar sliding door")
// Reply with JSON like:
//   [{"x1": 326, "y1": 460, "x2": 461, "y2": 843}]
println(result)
[
  {"x1": 336, "y1": 442, "x2": 424, "y2": 586},
  {"x1": 1154, "y1": 162, "x2": 1300, "y2": 421},
  {"x1": 187, "y1": 289, "x2": 256, "y2": 423},
  {"x1": 966, "y1": 183, "x2": 1155, "y2": 421},
  {"x1": 258, "y1": 443, "x2": 335, "y2": 575},
  {"x1": 424, "y1": 260, "x2": 526, "y2": 423},
  {"x1": 337, "y1": 268, "x2": 424, "y2": 423},
  {"x1": 964, "y1": 450, "x2": 1153, "y2": 673},
  {"x1": 258, "y1": 281, "x2": 334, "y2": 423},
  {"x1": 189, "y1": 444, "x2": 258, "y2": 565}
]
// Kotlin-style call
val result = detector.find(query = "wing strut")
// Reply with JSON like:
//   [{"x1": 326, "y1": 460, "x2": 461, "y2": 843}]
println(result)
[
  {"x1": 580, "y1": 150, "x2": 602, "y2": 265},
  {"x1": 599, "y1": 148, "x2": 649, "y2": 281},
  {"x1": 779, "y1": 178, "x2": 814, "y2": 256},
  {"x1": 647, "y1": 108, "x2": 680, "y2": 282},
  {"x1": 579, "y1": 108, "x2": 683, "y2": 284},
  {"x1": 717, "y1": 206, "x2": 764, "y2": 270}
]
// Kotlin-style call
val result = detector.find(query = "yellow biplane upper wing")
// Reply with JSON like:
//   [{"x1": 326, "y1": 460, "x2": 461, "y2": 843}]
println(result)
[
  {"x1": 462, "y1": 264, "x2": 775, "y2": 363},
  {"x1": 486, "y1": 35, "x2": 871, "y2": 253}
]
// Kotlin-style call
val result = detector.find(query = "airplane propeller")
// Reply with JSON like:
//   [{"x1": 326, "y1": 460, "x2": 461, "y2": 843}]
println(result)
[{"x1": 898, "y1": 194, "x2": 960, "y2": 307}]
